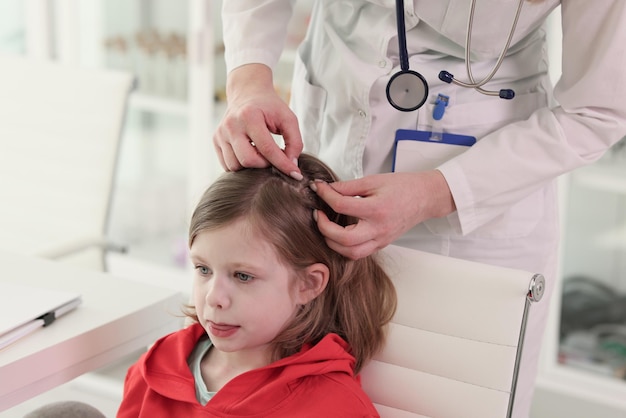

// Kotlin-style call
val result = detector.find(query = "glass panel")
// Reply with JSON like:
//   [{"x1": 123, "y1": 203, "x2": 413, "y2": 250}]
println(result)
[
  {"x1": 0, "y1": 0, "x2": 25, "y2": 55},
  {"x1": 86, "y1": 0, "x2": 190, "y2": 271},
  {"x1": 558, "y1": 137, "x2": 626, "y2": 382}
]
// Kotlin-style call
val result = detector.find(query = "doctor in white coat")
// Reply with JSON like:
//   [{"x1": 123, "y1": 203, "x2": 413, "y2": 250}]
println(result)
[{"x1": 214, "y1": 1, "x2": 626, "y2": 416}]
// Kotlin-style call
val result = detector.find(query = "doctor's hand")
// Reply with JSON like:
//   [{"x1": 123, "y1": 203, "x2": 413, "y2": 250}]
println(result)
[
  {"x1": 213, "y1": 64, "x2": 303, "y2": 179},
  {"x1": 312, "y1": 170, "x2": 456, "y2": 260}
]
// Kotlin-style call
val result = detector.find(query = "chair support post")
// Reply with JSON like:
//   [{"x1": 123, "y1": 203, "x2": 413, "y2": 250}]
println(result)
[{"x1": 507, "y1": 273, "x2": 546, "y2": 417}]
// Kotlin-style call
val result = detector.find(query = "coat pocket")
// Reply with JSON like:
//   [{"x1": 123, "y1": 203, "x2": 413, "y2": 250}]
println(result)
[{"x1": 290, "y1": 51, "x2": 328, "y2": 156}]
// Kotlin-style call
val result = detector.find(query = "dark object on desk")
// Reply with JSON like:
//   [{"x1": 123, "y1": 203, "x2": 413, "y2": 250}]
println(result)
[
  {"x1": 560, "y1": 275, "x2": 626, "y2": 339},
  {"x1": 24, "y1": 401, "x2": 105, "y2": 418}
]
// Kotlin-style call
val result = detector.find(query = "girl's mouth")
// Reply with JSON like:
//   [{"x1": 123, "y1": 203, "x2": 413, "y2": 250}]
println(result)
[{"x1": 208, "y1": 321, "x2": 240, "y2": 338}]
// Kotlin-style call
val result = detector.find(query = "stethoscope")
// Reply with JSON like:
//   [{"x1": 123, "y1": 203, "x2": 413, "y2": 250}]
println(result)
[{"x1": 386, "y1": 0, "x2": 525, "y2": 112}]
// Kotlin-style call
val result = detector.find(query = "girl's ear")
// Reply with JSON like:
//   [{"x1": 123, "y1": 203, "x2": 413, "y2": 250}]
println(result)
[{"x1": 295, "y1": 263, "x2": 330, "y2": 305}]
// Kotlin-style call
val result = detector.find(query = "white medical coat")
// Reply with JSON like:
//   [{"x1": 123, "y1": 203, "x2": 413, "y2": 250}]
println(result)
[{"x1": 223, "y1": 2, "x2": 626, "y2": 416}]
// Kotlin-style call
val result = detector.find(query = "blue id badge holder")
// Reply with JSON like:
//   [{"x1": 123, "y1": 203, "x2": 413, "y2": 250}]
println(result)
[{"x1": 392, "y1": 94, "x2": 476, "y2": 172}]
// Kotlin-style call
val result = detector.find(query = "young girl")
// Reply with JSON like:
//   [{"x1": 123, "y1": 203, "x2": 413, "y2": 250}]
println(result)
[{"x1": 116, "y1": 153, "x2": 397, "y2": 417}]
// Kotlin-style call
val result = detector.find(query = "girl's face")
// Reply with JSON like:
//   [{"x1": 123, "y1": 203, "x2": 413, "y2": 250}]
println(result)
[{"x1": 190, "y1": 218, "x2": 308, "y2": 364}]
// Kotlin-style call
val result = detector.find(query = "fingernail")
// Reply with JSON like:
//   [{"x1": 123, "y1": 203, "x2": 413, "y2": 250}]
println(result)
[
  {"x1": 292, "y1": 158, "x2": 299, "y2": 167},
  {"x1": 290, "y1": 171, "x2": 304, "y2": 181},
  {"x1": 308, "y1": 181, "x2": 317, "y2": 192},
  {"x1": 312, "y1": 209, "x2": 318, "y2": 222}
]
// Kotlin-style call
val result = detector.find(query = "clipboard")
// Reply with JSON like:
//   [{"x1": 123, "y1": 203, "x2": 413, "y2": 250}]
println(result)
[
  {"x1": 0, "y1": 282, "x2": 82, "y2": 350},
  {"x1": 392, "y1": 129, "x2": 476, "y2": 172}
]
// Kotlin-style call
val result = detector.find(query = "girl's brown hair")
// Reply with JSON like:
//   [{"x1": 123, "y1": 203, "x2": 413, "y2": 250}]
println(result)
[{"x1": 187, "y1": 153, "x2": 397, "y2": 373}]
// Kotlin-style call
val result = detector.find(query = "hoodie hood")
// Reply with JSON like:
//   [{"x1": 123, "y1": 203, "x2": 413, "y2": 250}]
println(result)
[{"x1": 119, "y1": 323, "x2": 377, "y2": 417}]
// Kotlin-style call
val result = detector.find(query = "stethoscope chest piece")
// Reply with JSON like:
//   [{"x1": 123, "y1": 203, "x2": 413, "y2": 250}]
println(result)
[
  {"x1": 386, "y1": 70, "x2": 429, "y2": 112},
  {"x1": 387, "y1": 0, "x2": 429, "y2": 112}
]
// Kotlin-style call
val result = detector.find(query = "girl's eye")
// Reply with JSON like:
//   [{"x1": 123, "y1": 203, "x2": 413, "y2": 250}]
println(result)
[
  {"x1": 196, "y1": 265, "x2": 211, "y2": 275},
  {"x1": 235, "y1": 272, "x2": 254, "y2": 283}
]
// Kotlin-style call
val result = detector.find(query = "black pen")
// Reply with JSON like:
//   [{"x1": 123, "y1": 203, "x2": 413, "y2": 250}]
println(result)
[{"x1": 0, "y1": 298, "x2": 82, "y2": 350}]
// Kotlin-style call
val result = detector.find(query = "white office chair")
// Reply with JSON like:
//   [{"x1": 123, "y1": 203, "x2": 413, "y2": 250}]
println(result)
[
  {"x1": 362, "y1": 245, "x2": 545, "y2": 418},
  {"x1": 0, "y1": 54, "x2": 134, "y2": 270}
]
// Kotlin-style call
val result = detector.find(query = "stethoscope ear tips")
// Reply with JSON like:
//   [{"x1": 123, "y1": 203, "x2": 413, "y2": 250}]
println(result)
[
  {"x1": 438, "y1": 71, "x2": 454, "y2": 84},
  {"x1": 438, "y1": 70, "x2": 516, "y2": 100},
  {"x1": 499, "y1": 89, "x2": 515, "y2": 99}
]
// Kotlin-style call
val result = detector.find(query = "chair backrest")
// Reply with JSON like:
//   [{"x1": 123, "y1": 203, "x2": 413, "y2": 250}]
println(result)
[
  {"x1": 362, "y1": 245, "x2": 545, "y2": 418},
  {"x1": 0, "y1": 54, "x2": 134, "y2": 269}
]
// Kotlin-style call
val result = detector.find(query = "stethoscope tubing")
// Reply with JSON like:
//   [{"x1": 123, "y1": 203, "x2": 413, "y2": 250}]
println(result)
[
  {"x1": 460, "y1": 0, "x2": 525, "y2": 89},
  {"x1": 395, "y1": 0, "x2": 409, "y2": 72}
]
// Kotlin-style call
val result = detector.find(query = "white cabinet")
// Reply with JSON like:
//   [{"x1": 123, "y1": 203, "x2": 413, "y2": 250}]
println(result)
[
  {"x1": 533, "y1": 152, "x2": 626, "y2": 418},
  {"x1": 560, "y1": 154, "x2": 626, "y2": 372}
]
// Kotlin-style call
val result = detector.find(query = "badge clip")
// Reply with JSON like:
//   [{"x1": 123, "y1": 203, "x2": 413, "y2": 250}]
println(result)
[{"x1": 430, "y1": 94, "x2": 449, "y2": 141}]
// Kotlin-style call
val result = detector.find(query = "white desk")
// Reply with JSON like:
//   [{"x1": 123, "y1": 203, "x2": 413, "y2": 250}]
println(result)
[{"x1": 0, "y1": 251, "x2": 184, "y2": 411}]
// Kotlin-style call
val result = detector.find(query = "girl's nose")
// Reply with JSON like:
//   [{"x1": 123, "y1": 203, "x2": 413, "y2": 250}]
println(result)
[{"x1": 205, "y1": 275, "x2": 231, "y2": 309}]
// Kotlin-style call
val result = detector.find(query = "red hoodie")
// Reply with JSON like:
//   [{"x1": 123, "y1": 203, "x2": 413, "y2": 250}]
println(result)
[{"x1": 117, "y1": 323, "x2": 379, "y2": 418}]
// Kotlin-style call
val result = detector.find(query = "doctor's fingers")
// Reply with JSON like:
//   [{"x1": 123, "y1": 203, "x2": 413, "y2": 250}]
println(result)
[
  {"x1": 213, "y1": 117, "x2": 272, "y2": 170},
  {"x1": 315, "y1": 175, "x2": 378, "y2": 199},
  {"x1": 213, "y1": 132, "x2": 269, "y2": 171},
  {"x1": 314, "y1": 210, "x2": 382, "y2": 260},
  {"x1": 246, "y1": 120, "x2": 301, "y2": 177},
  {"x1": 311, "y1": 180, "x2": 377, "y2": 218},
  {"x1": 262, "y1": 111, "x2": 304, "y2": 174},
  {"x1": 235, "y1": 101, "x2": 302, "y2": 176}
]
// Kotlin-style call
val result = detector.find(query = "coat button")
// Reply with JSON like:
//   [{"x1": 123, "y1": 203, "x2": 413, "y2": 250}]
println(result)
[{"x1": 358, "y1": 109, "x2": 367, "y2": 118}]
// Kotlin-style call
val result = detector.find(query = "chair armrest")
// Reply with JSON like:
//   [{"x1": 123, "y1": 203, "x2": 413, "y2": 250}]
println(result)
[{"x1": 37, "y1": 237, "x2": 127, "y2": 260}]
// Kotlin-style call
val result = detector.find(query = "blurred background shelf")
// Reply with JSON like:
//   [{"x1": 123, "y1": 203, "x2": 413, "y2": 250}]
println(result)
[{"x1": 128, "y1": 92, "x2": 188, "y2": 116}]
